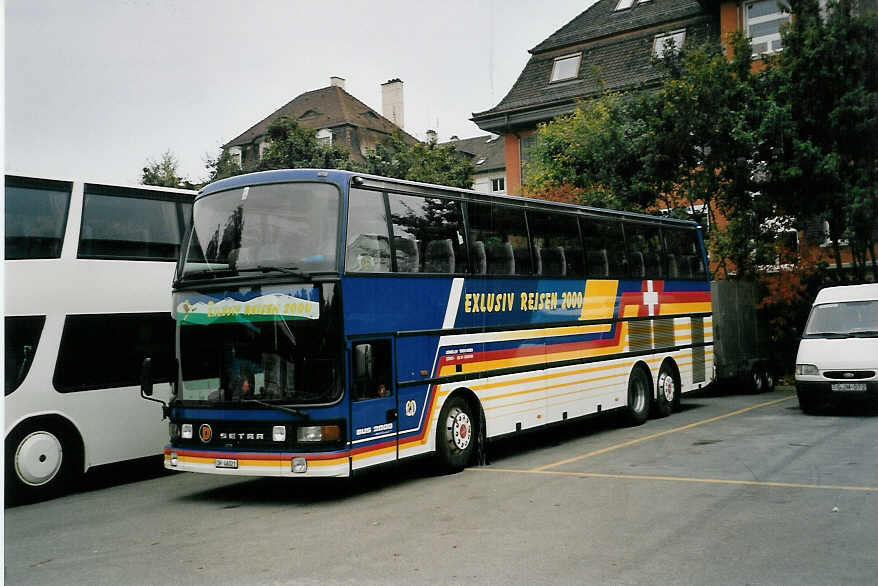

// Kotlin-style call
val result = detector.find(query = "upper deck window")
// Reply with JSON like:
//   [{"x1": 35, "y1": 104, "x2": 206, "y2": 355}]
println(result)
[
  {"x1": 79, "y1": 187, "x2": 188, "y2": 261},
  {"x1": 181, "y1": 182, "x2": 339, "y2": 278},
  {"x1": 549, "y1": 53, "x2": 582, "y2": 83},
  {"x1": 4, "y1": 177, "x2": 71, "y2": 260}
]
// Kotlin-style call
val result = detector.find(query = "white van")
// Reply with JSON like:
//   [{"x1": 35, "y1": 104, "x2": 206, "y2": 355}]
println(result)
[{"x1": 795, "y1": 283, "x2": 878, "y2": 413}]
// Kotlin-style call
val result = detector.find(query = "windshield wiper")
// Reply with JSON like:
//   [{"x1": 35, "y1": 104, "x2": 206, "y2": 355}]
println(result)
[
  {"x1": 849, "y1": 330, "x2": 878, "y2": 338},
  {"x1": 235, "y1": 265, "x2": 311, "y2": 279},
  {"x1": 805, "y1": 332, "x2": 851, "y2": 339},
  {"x1": 241, "y1": 399, "x2": 310, "y2": 420}
]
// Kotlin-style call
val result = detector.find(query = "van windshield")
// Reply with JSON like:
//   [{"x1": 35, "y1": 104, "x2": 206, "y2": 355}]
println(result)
[{"x1": 803, "y1": 300, "x2": 878, "y2": 338}]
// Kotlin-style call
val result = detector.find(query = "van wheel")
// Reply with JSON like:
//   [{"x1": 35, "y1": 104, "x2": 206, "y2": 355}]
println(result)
[
  {"x1": 654, "y1": 366, "x2": 679, "y2": 418},
  {"x1": 626, "y1": 367, "x2": 651, "y2": 426},
  {"x1": 5, "y1": 420, "x2": 82, "y2": 504},
  {"x1": 436, "y1": 396, "x2": 475, "y2": 473}
]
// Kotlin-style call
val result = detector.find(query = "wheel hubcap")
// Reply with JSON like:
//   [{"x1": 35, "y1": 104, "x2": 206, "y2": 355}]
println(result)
[
  {"x1": 448, "y1": 408, "x2": 472, "y2": 451},
  {"x1": 659, "y1": 373, "x2": 675, "y2": 402},
  {"x1": 15, "y1": 431, "x2": 63, "y2": 486},
  {"x1": 633, "y1": 380, "x2": 647, "y2": 412}
]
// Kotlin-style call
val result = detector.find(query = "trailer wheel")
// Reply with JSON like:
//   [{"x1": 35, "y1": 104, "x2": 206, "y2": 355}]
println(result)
[
  {"x1": 654, "y1": 366, "x2": 679, "y2": 418},
  {"x1": 749, "y1": 367, "x2": 765, "y2": 393}
]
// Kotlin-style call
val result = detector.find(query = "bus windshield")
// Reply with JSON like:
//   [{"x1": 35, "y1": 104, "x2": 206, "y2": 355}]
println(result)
[
  {"x1": 175, "y1": 284, "x2": 342, "y2": 406},
  {"x1": 181, "y1": 182, "x2": 339, "y2": 278}
]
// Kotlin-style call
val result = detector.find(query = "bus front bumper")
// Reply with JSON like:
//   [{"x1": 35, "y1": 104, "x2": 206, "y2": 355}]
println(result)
[{"x1": 163, "y1": 448, "x2": 351, "y2": 477}]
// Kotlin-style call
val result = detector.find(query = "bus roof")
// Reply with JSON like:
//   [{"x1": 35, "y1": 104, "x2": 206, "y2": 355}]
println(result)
[{"x1": 200, "y1": 168, "x2": 699, "y2": 228}]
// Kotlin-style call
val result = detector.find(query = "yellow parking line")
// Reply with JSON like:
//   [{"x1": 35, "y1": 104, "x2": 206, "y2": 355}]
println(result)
[
  {"x1": 472, "y1": 467, "x2": 877, "y2": 493},
  {"x1": 531, "y1": 394, "x2": 796, "y2": 472}
]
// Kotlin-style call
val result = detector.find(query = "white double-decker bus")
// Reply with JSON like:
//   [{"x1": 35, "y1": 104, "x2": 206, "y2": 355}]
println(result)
[{"x1": 4, "y1": 174, "x2": 194, "y2": 502}]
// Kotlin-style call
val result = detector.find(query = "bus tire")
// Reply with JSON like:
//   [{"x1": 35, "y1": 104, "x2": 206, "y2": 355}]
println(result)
[
  {"x1": 654, "y1": 365, "x2": 679, "y2": 418},
  {"x1": 762, "y1": 368, "x2": 775, "y2": 392},
  {"x1": 436, "y1": 395, "x2": 475, "y2": 473},
  {"x1": 626, "y1": 367, "x2": 651, "y2": 426},
  {"x1": 5, "y1": 419, "x2": 82, "y2": 504}
]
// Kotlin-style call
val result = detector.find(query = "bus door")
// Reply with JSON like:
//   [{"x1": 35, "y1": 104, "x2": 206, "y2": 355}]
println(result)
[{"x1": 349, "y1": 338, "x2": 398, "y2": 471}]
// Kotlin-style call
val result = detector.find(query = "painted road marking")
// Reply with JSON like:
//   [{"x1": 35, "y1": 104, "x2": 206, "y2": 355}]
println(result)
[
  {"x1": 532, "y1": 394, "x2": 796, "y2": 472},
  {"x1": 471, "y1": 467, "x2": 877, "y2": 493}
]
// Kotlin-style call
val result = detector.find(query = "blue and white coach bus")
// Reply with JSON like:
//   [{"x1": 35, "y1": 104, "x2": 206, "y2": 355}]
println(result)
[
  {"x1": 148, "y1": 169, "x2": 712, "y2": 478},
  {"x1": 4, "y1": 174, "x2": 194, "y2": 502}
]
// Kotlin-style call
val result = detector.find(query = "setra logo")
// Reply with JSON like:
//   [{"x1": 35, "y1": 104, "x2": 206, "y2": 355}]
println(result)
[{"x1": 199, "y1": 424, "x2": 213, "y2": 443}]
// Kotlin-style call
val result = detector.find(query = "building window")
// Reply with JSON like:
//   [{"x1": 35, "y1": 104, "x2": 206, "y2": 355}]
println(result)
[
  {"x1": 549, "y1": 53, "x2": 581, "y2": 83},
  {"x1": 745, "y1": 0, "x2": 791, "y2": 55},
  {"x1": 317, "y1": 128, "x2": 332, "y2": 147},
  {"x1": 491, "y1": 177, "x2": 505, "y2": 193},
  {"x1": 615, "y1": 0, "x2": 650, "y2": 10},
  {"x1": 258, "y1": 140, "x2": 271, "y2": 160},
  {"x1": 519, "y1": 134, "x2": 538, "y2": 182},
  {"x1": 653, "y1": 30, "x2": 686, "y2": 57},
  {"x1": 229, "y1": 146, "x2": 242, "y2": 169}
]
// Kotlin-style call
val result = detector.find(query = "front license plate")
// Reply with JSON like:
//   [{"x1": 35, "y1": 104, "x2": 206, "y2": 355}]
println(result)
[
  {"x1": 832, "y1": 383, "x2": 867, "y2": 392},
  {"x1": 216, "y1": 458, "x2": 238, "y2": 469}
]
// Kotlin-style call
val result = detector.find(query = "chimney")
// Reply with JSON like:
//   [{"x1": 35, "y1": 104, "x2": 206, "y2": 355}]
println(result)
[
  {"x1": 330, "y1": 76, "x2": 346, "y2": 90},
  {"x1": 381, "y1": 78, "x2": 405, "y2": 130},
  {"x1": 425, "y1": 129, "x2": 437, "y2": 143}
]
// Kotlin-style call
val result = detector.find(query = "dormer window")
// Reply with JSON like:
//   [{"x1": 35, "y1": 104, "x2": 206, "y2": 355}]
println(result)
[
  {"x1": 550, "y1": 53, "x2": 582, "y2": 83},
  {"x1": 653, "y1": 30, "x2": 686, "y2": 57},
  {"x1": 615, "y1": 0, "x2": 650, "y2": 10},
  {"x1": 316, "y1": 128, "x2": 332, "y2": 147}
]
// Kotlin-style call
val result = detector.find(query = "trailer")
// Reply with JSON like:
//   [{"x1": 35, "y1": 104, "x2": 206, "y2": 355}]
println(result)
[{"x1": 711, "y1": 280, "x2": 775, "y2": 392}]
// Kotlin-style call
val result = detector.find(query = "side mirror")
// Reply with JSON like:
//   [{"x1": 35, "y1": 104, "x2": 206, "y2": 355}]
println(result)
[{"x1": 141, "y1": 357, "x2": 154, "y2": 397}]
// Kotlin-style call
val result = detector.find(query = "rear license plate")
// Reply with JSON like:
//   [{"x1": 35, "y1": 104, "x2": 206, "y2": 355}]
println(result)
[
  {"x1": 216, "y1": 458, "x2": 238, "y2": 469},
  {"x1": 832, "y1": 383, "x2": 867, "y2": 392}
]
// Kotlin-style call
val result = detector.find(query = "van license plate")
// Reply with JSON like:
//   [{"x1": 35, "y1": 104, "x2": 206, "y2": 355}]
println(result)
[
  {"x1": 832, "y1": 383, "x2": 867, "y2": 392},
  {"x1": 216, "y1": 458, "x2": 238, "y2": 469}
]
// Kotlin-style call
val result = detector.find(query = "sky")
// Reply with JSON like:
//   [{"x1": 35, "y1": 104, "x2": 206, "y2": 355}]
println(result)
[{"x1": 5, "y1": 0, "x2": 600, "y2": 186}]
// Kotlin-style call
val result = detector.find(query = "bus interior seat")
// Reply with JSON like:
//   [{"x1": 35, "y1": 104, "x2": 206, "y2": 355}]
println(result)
[
  {"x1": 667, "y1": 254, "x2": 679, "y2": 278},
  {"x1": 646, "y1": 253, "x2": 662, "y2": 278},
  {"x1": 471, "y1": 241, "x2": 487, "y2": 274},
  {"x1": 486, "y1": 242, "x2": 514, "y2": 275},
  {"x1": 393, "y1": 236, "x2": 419, "y2": 272},
  {"x1": 630, "y1": 252, "x2": 645, "y2": 278},
  {"x1": 586, "y1": 249, "x2": 609, "y2": 277},
  {"x1": 514, "y1": 246, "x2": 537, "y2": 275},
  {"x1": 424, "y1": 239, "x2": 455, "y2": 274},
  {"x1": 539, "y1": 246, "x2": 566, "y2": 277}
]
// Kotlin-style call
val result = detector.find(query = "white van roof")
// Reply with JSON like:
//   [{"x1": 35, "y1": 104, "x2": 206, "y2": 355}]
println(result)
[{"x1": 813, "y1": 283, "x2": 878, "y2": 304}]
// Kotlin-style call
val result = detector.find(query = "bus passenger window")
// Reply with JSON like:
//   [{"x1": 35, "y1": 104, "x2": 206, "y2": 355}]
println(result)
[
  {"x1": 528, "y1": 211, "x2": 583, "y2": 278},
  {"x1": 4, "y1": 178, "x2": 71, "y2": 260},
  {"x1": 346, "y1": 189, "x2": 391, "y2": 273},
  {"x1": 624, "y1": 222, "x2": 664, "y2": 279},
  {"x1": 387, "y1": 193, "x2": 466, "y2": 274},
  {"x1": 352, "y1": 341, "x2": 393, "y2": 400},
  {"x1": 468, "y1": 202, "x2": 531, "y2": 276},
  {"x1": 4, "y1": 316, "x2": 46, "y2": 395},
  {"x1": 581, "y1": 218, "x2": 625, "y2": 277}
]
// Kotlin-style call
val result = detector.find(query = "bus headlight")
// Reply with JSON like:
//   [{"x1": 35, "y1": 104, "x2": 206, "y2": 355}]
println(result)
[
  {"x1": 273, "y1": 426, "x2": 286, "y2": 442},
  {"x1": 297, "y1": 425, "x2": 341, "y2": 443},
  {"x1": 169, "y1": 452, "x2": 178, "y2": 467},
  {"x1": 181, "y1": 423, "x2": 193, "y2": 439},
  {"x1": 795, "y1": 364, "x2": 819, "y2": 376}
]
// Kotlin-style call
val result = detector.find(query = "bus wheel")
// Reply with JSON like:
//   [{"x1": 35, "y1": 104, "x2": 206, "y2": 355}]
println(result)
[
  {"x1": 626, "y1": 367, "x2": 651, "y2": 426},
  {"x1": 654, "y1": 366, "x2": 679, "y2": 418},
  {"x1": 762, "y1": 368, "x2": 776, "y2": 392},
  {"x1": 436, "y1": 396, "x2": 475, "y2": 473},
  {"x1": 5, "y1": 420, "x2": 81, "y2": 504},
  {"x1": 749, "y1": 367, "x2": 765, "y2": 393}
]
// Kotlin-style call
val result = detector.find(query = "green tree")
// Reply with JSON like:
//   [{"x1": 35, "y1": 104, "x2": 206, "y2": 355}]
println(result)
[
  {"x1": 141, "y1": 150, "x2": 188, "y2": 188},
  {"x1": 364, "y1": 131, "x2": 474, "y2": 189},
  {"x1": 523, "y1": 92, "x2": 649, "y2": 211},
  {"x1": 258, "y1": 118, "x2": 359, "y2": 172},
  {"x1": 760, "y1": 0, "x2": 878, "y2": 281}
]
